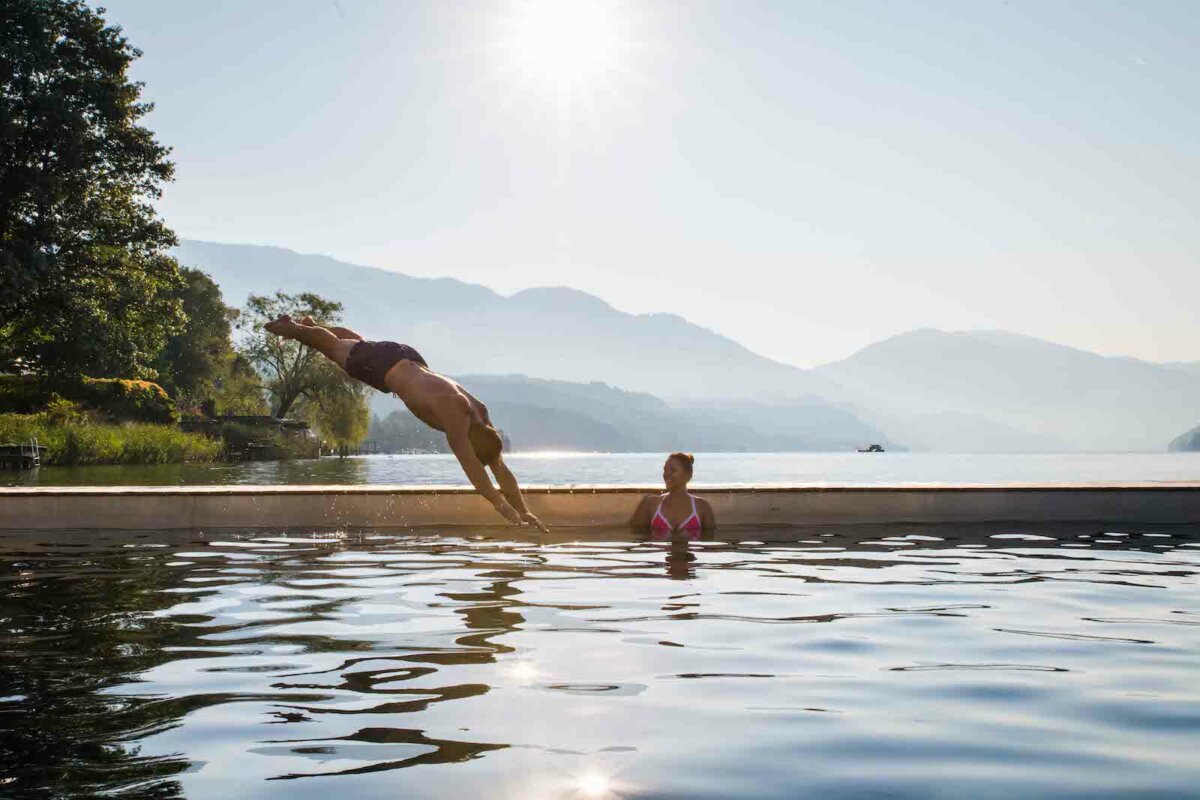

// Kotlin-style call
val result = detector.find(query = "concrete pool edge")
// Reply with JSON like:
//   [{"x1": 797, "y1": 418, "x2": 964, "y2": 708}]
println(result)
[{"x1": 1, "y1": 484, "x2": 1198, "y2": 530}]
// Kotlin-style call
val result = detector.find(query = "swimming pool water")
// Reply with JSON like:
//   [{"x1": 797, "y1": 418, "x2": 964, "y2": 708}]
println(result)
[{"x1": 2, "y1": 526, "x2": 1198, "y2": 798}]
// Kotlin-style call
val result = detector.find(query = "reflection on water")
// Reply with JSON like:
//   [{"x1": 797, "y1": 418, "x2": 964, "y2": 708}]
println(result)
[{"x1": 2, "y1": 525, "x2": 1199, "y2": 798}]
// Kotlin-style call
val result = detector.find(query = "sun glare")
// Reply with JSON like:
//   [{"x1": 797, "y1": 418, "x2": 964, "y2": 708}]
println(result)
[
  {"x1": 577, "y1": 769, "x2": 613, "y2": 798},
  {"x1": 493, "y1": 0, "x2": 636, "y2": 107}
]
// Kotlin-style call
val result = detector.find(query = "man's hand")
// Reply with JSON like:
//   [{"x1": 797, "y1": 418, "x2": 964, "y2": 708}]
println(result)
[
  {"x1": 492, "y1": 497, "x2": 523, "y2": 525},
  {"x1": 521, "y1": 511, "x2": 550, "y2": 534}
]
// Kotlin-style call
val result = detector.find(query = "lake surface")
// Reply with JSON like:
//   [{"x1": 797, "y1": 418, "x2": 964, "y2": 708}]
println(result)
[
  {"x1": 2, "y1": 525, "x2": 1198, "y2": 798},
  {"x1": 6, "y1": 451, "x2": 1200, "y2": 487}
]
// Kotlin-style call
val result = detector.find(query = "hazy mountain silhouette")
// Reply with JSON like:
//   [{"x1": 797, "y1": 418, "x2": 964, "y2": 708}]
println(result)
[
  {"x1": 813, "y1": 329, "x2": 1200, "y2": 451},
  {"x1": 177, "y1": 241, "x2": 1199, "y2": 452},
  {"x1": 364, "y1": 374, "x2": 887, "y2": 452},
  {"x1": 177, "y1": 239, "x2": 881, "y2": 450},
  {"x1": 1169, "y1": 425, "x2": 1200, "y2": 452},
  {"x1": 176, "y1": 240, "x2": 831, "y2": 400},
  {"x1": 1165, "y1": 362, "x2": 1200, "y2": 377}
]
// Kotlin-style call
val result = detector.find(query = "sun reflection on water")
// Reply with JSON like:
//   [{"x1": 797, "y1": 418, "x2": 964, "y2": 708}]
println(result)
[{"x1": 502, "y1": 659, "x2": 545, "y2": 686}]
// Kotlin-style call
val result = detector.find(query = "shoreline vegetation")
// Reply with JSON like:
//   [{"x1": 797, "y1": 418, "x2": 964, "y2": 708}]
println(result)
[
  {"x1": 0, "y1": 390, "x2": 320, "y2": 467},
  {"x1": 0, "y1": 412, "x2": 220, "y2": 466},
  {"x1": 0, "y1": 411, "x2": 330, "y2": 467}
]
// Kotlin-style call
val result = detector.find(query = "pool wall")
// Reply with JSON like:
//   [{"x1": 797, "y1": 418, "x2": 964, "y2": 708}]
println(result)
[{"x1": 1, "y1": 484, "x2": 1198, "y2": 530}]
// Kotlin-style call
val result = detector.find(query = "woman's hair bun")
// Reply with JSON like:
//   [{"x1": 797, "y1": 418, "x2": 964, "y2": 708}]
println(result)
[{"x1": 668, "y1": 452, "x2": 695, "y2": 473}]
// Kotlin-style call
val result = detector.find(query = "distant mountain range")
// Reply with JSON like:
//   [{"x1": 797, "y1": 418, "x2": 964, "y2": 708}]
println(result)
[
  {"x1": 1165, "y1": 362, "x2": 1200, "y2": 377},
  {"x1": 1169, "y1": 425, "x2": 1200, "y2": 452},
  {"x1": 175, "y1": 240, "x2": 1200, "y2": 453},
  {"x1": 175, "y1": 240, "x2": 826, "y2": 400},
  {"x1": 440, "y1": 375, "x2": 886, "y2": 452},
  {"x1": 812, "y1": 329, "x2": 1200, "y2": 452}
]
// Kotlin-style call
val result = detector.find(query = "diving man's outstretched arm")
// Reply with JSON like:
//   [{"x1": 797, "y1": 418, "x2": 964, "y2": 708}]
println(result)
[
  {"x1": 491, "y1": 456, "x2": 549, "y2": 533},
  {"x1": 444, "y1": 410, "x2": 523, "y2": 526}
]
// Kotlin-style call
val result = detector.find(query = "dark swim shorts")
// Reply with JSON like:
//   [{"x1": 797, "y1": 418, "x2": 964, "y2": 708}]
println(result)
[{"x1": 344, "y1": 340, "x2": 428, "y2": 392}]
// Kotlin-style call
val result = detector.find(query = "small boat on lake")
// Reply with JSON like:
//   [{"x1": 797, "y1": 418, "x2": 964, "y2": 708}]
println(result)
[{"x1": 857, "y1": 444, "x2": 885, "y2": 453}]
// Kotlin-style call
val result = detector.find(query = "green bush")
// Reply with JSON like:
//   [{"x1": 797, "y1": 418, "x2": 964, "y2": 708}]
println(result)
[
  {"x1": 0, "y1": 375, "x2": 176, "y2": 423},
  {"x1": 0, "y1": 376, "x2": 49, "y2": 413},
  {"x1": 41, "y1": 395, "x2": 91, "y2": 426},
  {"x1": 83, "y1": 379, "x2": 176, "y2": 424},
  {"x1": 215, "y1": 422, "x2": 319, "y2": 459},
  {"x1": 217, "y1": 421, "x2": 263, "y2": 450},
  {"x1": 0, "y1": 413, "x2": 219, "y2": 465}
]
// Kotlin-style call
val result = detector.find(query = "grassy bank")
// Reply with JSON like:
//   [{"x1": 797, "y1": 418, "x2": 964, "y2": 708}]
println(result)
[{"x1": 0, "y1": 413, "x2": 221, "y2": 466}]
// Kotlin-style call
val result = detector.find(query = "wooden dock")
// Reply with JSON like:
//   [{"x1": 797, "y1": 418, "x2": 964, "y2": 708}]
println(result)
[{"x1": 0, "y1": 443, "x2": 48, "y2": 470}]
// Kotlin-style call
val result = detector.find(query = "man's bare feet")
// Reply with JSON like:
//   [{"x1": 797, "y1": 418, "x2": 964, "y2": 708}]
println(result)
[
  {"x1": 263, "y1": 315, "x2": 293, "y2": 336},
  {"x1": 298, "y1": 315, "x2": 317, "y2": 326}
]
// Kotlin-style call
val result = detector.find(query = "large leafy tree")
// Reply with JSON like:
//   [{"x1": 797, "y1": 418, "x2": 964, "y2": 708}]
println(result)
[
  {"x1": 301, "y1": 380, "x2": 371, "y2": 455},
  {"x1": 239, "y1": 292, "x2": 368, "y2": 423},
  {"x1": 153, "y1": 267, "x2": 265, "y2": 413},
  {"x1": 0, "y1": 0, "x2": 183, "y2": 378},
  {"x1": 212, "y1": 353, "x2": 268, "y2": 416},
  {"x1": 153, "y1": 268, "x2": 235, "y2": 402}
]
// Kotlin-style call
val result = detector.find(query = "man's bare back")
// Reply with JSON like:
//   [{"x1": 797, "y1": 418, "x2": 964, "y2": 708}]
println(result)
[
  {"x1": 389, "y1": 367, "x2": 487, "y2": 435},
  {"x1": 263, "y1": 314, "x2": 547, "y2": 532}
]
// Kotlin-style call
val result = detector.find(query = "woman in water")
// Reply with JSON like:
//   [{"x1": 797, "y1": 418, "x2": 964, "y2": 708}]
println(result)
[{"x1": 629, "y1": 452, "x2": 716, "y2": 539}]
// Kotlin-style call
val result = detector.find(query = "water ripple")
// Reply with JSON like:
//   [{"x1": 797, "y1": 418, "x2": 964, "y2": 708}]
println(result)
[{"x1": 1, "y1": 524, "x2": 1198, "y2": 798}]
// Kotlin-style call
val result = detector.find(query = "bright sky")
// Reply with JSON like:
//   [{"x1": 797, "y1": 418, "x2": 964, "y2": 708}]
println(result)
[{"x1": 100, "y1": 0, "x2": 1199, "y2": 366}]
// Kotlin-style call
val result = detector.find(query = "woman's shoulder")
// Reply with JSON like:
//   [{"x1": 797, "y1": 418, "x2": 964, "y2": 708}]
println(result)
[
  {"x1": 636, "y1": 492, "x2": 668, "y2": 512},
  {"x1": 691, "y1": 494, "x2": 715, "y2": 512}
]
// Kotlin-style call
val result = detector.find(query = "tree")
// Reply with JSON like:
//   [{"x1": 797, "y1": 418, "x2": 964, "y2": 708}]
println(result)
[
  {"x1": 212, "y1": 353, "x2": 268, "y2": 416},
  {"x1": 0, "y1": 0, "x2": 183, "y2": 378},
  {"x1": 153, "y1": 267, "x2": 239, "y2": 408},
  {"x1": 238, "y1": 291, "x2": 357, "y2": 418},
  {"x1": 300, "y1": 374, "x2": 370, "y2": 455},
  {"x1": 151, "y1": 267, "x2": 266, "y2": 415},
  {"x1": 237, "y1": 290, "x2": 369, "y2": 447},
  {"x1": 369, "y1": 409, "x2": 451, "y2": 453}
]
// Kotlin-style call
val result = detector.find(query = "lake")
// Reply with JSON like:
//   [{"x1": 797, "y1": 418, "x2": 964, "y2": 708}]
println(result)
[
  {"x1": 2, "y1": 525, "x2": 1197, "y2": 798},
  {"x1": 5, "y1": 451, "x2": 1200, "y2": 487}
]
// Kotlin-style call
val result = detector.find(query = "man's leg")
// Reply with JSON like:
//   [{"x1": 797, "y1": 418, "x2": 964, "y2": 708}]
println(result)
[
  {"x1": 298, "y1": 316, "x2": 364, "y2": 341},
  {"x1": 264, "y1": 315, "x2": 356, "y2": 368}
]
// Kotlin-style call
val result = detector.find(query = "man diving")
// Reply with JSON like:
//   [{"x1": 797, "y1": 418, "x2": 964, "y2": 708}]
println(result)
[{"x1": 264, "y1": 315, "x2": 548, "y2": 532}]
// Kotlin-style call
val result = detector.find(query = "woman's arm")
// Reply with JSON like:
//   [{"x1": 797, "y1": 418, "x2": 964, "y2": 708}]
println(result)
[
  {"x1": 697, "y1": 497, "x2": 717, "y2": 532},
  {"x1": 629, "y1": 495, "x2": 656, "y2": 529}
]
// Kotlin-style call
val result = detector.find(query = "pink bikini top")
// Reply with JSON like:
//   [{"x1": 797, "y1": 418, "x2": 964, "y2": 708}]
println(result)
[{"x1": 650, "y1": 494, "x2": 702, "y2": 540}]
